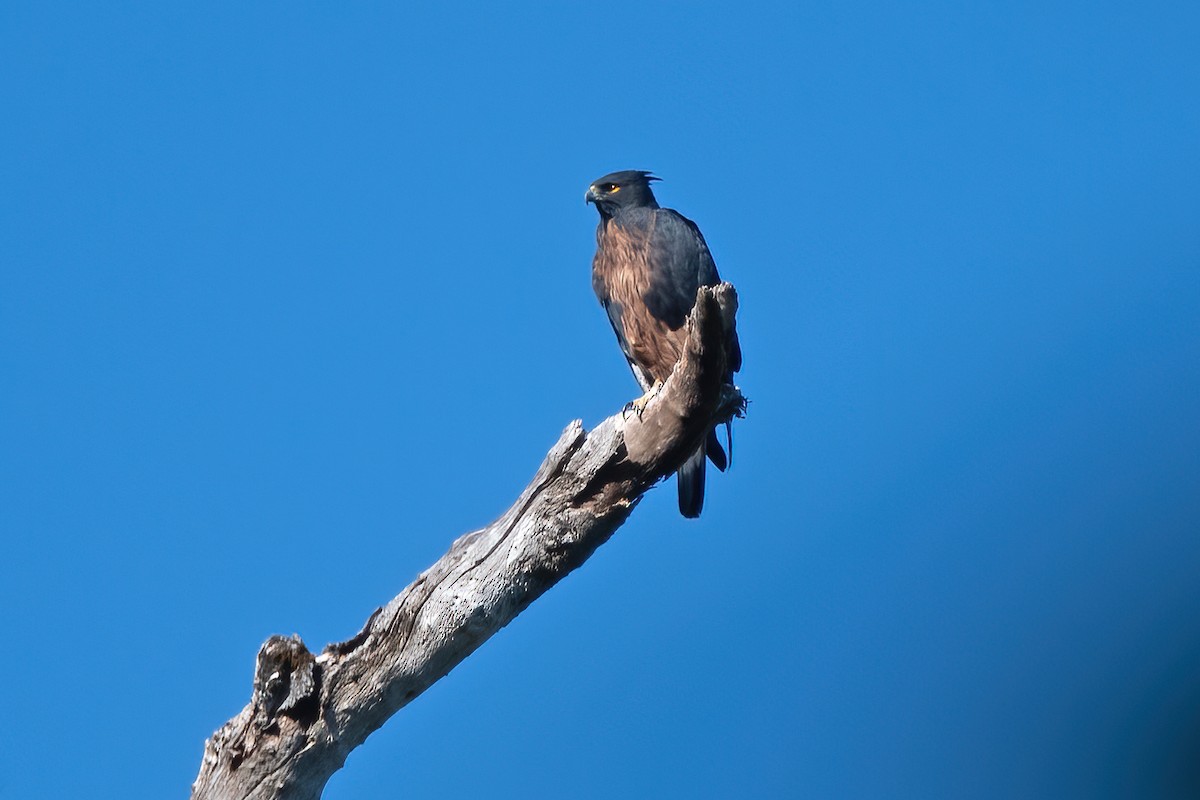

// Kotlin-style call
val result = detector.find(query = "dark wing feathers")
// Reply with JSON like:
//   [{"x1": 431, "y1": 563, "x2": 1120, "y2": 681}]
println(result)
[
  {"x1": 643, "y1": 210, "x2": 720, "y2": 329},
  {"x1": 644, "y1": 209, "x2": 742, "y2": 381}
]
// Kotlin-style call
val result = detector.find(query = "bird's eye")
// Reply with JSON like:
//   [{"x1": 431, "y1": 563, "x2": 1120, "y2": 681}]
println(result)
[{"x1": 604, "y1": 183, "x2": 620, "y2": 193}]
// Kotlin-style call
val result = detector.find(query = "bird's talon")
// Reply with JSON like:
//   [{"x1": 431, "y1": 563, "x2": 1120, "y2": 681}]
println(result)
[{"x1": 622, "y1": 393, "x2": 653, "y2": 420}]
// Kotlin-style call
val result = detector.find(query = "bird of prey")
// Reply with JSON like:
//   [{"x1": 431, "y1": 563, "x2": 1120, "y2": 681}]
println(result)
[{"x1": 586, "y1": 170, "x2": 741, "y2": 518}]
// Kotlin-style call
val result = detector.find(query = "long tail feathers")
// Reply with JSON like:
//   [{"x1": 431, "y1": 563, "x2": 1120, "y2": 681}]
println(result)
[
  {"x1": 724, "y1": 419, "x2": 734, "y2": 469},
  {"x1": 677, "y1": 443, "x2": 707, "y2": 518},
  {"x1": 706, "y1": 428, "x2": 728, "y2": 472},
  {"x1": 679, "y1": 424, "x2": 734, "y2": 518}
]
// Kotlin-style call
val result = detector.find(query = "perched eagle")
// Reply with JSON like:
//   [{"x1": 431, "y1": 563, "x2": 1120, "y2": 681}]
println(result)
[{"x1": 586, "y1": 170, "x2": 742, "y2": 518}]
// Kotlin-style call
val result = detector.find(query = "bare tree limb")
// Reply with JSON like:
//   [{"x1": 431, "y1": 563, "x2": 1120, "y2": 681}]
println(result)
[{"x1": 191, "y1": 283, "x2": 745, "y2": 800}]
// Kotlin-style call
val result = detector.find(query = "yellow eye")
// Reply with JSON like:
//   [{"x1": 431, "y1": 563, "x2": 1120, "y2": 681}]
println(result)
[{"x1": 605, "y1": 183, "x2": 620, "y2": 193}]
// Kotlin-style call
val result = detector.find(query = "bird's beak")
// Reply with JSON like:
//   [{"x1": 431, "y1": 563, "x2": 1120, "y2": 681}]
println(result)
[{"x1": 585, "y1": 186, "x2": 598, "y2": 205}]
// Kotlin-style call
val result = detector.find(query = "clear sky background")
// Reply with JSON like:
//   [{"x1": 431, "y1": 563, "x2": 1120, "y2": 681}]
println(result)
[{"x1": 3, "y1": 3, "x2": 1199, "y2": 798}]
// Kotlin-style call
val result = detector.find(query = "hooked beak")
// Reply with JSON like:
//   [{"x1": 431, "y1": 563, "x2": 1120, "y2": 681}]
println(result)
[{"x1": 585, "y1": 186, "x2": 598, "y2": 205}]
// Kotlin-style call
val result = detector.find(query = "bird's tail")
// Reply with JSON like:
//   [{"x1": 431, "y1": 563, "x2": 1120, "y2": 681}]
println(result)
[
  {"x1": 677, "y1": 441, "x2": 707, "y2": 518},
  {"x1": 706, "y1": 426, "x2": 729, "y2": 472}
]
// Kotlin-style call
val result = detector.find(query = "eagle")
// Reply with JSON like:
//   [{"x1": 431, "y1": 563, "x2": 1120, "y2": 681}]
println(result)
[{"x1": 586, "y1": 170, "x2": 742, "y2": 518}]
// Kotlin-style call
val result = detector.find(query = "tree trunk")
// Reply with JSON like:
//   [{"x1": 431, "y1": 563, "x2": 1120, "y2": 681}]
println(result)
[{"x1": 191, "y1": 283, "x2": 744, "y2": 800}]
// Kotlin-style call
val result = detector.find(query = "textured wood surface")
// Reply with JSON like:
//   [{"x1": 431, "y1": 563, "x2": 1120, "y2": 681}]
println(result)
[{"x1": 191, "y1": 284, "x2": 744, "y2": 800}]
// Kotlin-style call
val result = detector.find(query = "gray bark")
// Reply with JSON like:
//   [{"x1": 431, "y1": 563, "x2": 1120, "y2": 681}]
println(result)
[{"x1": 191, "y1": 283, "x2": 745, "y2": 800}]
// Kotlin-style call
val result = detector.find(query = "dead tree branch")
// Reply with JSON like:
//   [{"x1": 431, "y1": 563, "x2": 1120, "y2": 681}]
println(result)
[{"x1": 191, "y1": 283, "x2": 745, "y2": 800}]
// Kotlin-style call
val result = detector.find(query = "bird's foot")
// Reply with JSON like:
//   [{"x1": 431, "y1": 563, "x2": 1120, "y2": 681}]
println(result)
[{"x1": 622, "y1": 381, "x2": 664, "y2": 420}]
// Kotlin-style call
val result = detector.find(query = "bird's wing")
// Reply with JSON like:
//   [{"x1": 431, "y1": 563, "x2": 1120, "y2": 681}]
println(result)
[
  {"x1": 645, "y1": 209, "x2": 741, "y2": 374},
  {"x1": 642, "y1": 209, "x2": 718, "y2": 330}
]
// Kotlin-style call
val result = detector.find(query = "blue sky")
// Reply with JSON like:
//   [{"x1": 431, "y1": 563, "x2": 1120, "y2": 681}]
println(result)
[{"x1": 2, "y1": 2, "x2": 1199, "y2": 798}]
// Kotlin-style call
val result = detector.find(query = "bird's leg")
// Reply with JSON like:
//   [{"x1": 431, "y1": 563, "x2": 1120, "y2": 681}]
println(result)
[{"x1": 622, "y1": 380, "x2": 665, "y2": 420}]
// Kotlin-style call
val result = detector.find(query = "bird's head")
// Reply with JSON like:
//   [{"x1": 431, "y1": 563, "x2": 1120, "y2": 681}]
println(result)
[{"x1": 585, "y1": 170, "x2": 661, "y2": 218}]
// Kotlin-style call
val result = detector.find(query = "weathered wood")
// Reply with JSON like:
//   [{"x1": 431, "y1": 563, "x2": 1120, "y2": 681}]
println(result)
[{"x1": 191, "y1": 283, "x2": 745, "y2": 800}]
